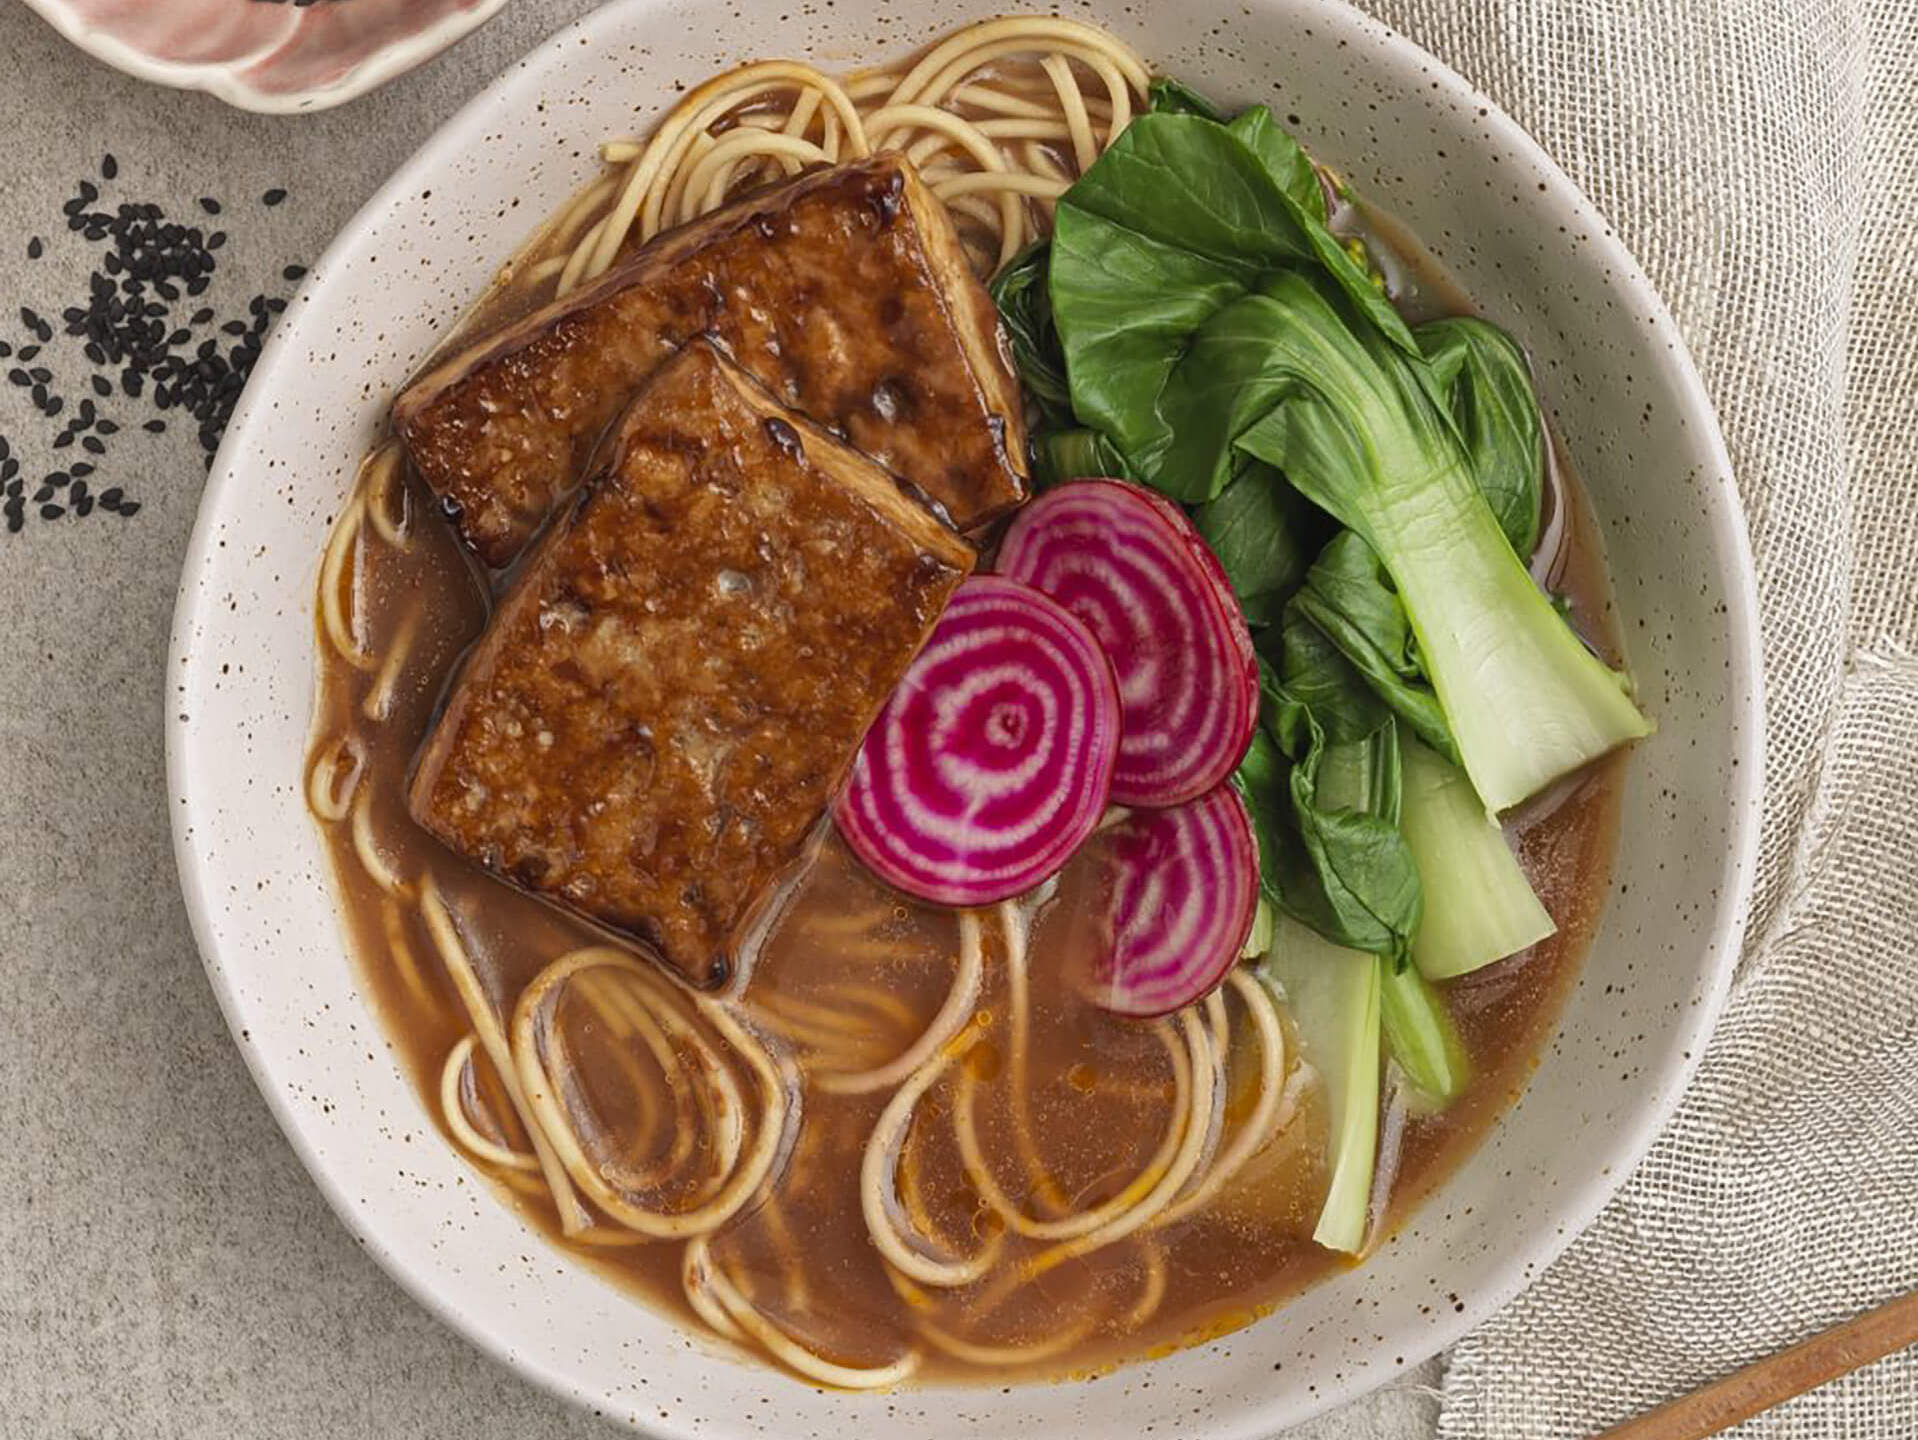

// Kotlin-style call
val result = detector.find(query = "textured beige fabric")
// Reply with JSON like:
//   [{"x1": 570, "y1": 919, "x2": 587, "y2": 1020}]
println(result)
[{"x1": 1351, "y1": 0, "x2": 1918, "y2": 1433}]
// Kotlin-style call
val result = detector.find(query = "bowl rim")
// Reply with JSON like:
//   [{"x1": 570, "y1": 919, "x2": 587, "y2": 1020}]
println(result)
[
  {"x1": 17, "y1": 0, "x2": 511, "y2": 114},
  {"x1": 165, "y1": 0, "x2": 1765, "y2": 1431}
]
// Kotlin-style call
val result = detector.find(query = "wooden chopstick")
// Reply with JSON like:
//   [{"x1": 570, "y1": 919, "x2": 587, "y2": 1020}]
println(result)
[{"x1": 1593, "y1": 1287, "x2": 1918, "y2": 1440}]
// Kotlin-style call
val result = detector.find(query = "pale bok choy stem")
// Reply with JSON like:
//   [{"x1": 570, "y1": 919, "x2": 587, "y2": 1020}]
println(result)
[
  {"x1": 1378, "y1": 962, "x2": 1470, "y2": 1113},
  {"x1": 1398, "y1": 733, "x2": 1556, "y2": 979},
  {"x1": 1259, "y1": 917, "x2": 1381, "y2": 1255}
]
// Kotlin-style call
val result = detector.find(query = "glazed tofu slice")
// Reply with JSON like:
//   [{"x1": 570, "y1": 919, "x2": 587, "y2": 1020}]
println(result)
[
  {"x1": 394, "y1": 155, "x2": 1027, "y2": 568},
  {"x1": 409, "y1": 340, "x2": 973, "y2": 988}
]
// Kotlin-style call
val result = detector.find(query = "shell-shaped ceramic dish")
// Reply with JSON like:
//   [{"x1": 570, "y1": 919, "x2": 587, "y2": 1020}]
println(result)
[
  {"x1": 19, "y1": 0, "x2": 508, "y2": 113},
  {"x1": 166, "y1": 0, "x2": 1764, "y2": 1433}
]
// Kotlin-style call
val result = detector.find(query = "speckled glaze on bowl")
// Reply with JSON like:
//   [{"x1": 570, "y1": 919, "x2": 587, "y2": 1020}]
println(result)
[
  {"x1": 165, "y1": 0, "x2": 1763, "y2": 1433},
  {"x1": 19, "y1": 0, "x2": 508, "y2": 114}
]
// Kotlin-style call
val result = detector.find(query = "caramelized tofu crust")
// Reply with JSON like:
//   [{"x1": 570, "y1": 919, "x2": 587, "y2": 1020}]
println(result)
[
  {"x1": 409, "y1": 341, "x2": 973, "y2": 988},
  {"x1": 395, "y1": 156, "x2": 1027, "y2": 568}
]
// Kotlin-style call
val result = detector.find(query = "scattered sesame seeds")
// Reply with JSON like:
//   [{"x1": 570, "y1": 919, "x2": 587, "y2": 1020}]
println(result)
[{"x1": 1, "y1": 170, "x2": 305, "y2": 533}]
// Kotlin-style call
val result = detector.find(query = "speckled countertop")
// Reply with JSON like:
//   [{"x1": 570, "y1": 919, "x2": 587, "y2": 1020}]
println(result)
[{"x1": 0, "y1": 4, "x2": 1440, "y2": 1436}]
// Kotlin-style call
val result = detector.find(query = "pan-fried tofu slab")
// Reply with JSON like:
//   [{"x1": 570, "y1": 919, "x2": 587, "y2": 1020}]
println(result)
[
  {"x1": 409, "y1": 341, "x2": 973, "y2": 988},
  {"x1": 395, "y1": 155, "x2": 1026, "y2": 568}
]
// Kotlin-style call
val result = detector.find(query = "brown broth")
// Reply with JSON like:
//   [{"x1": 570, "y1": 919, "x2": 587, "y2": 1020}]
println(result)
[{"x1": 305, "y1": 140, "x2": 1628, "y2": 1388}]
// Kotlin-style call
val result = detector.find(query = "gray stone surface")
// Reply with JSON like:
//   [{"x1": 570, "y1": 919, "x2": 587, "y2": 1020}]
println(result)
[{"x1": 0, "y1": 5, "x2": 1439, "y2": 1437}]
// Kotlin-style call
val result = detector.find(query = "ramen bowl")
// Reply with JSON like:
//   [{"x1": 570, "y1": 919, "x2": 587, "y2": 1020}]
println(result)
[{"x1": 166, "y1": 0, "x2": 1762, "y2": 1433}]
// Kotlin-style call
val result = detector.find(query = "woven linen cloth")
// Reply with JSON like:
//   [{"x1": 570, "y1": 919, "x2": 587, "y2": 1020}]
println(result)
[{"x1": 1351, "y1": 0, "x2": 1918, "y2": 1434}]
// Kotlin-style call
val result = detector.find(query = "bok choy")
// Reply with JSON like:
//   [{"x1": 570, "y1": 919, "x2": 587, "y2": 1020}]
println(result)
[
  {"x1": 988, "y1": 90, "x2": 1640, "y2": 1238},
  {"x1": 1398, "y1": 734, "x2": 1555, "y2": 978},
  {"x1": 1047, "y1": 111, "x2": 1651, "y2": 816},
  {"x1": 1260, "y1": 922, "x2": 1381, "y2": 1254},
  {"x1": 1379, "y1": 960, "x2": 1470, "y2": 1112}
]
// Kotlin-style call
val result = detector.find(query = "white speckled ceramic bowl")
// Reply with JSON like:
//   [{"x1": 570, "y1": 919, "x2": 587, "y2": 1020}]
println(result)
[
  {"x1": 19, "y1": 0, "x2": 508, "y2": 114},
  {"x1": 166, "y1": 0, "x2": 1763, "y2": 1433}
]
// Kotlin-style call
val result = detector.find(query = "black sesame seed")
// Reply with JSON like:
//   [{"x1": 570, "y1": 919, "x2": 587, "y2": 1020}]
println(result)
[
  {"x1": 143, "y1": 420, "x2": 165, "y2": 434},
  {"x1": 32, "y1": 485, "x2": 53, "y2": 504},
  {"x1": 75, "y1": 494, "x2": 93, "y2": 517},
  {"x1": 17, "y1": 346, "x2": 39, "y2": 363},
  {"x1": 284, "y1": 264, "x2": 308, "y2": 281},
  {"x1": 40, "y1": 504, "x2": 64, "y2": 521},
  {"x1": 199, "y1": 197, "x2": 221, "y2": 215},
  {"x1": 52, "y1": 433, "x2": 73, "y2": 449},
  {"x1": 44, "y1": 396, "x2": 63, "y2": 417},
  {"x1": 207, "y1": 232, "x2": 226, "y2": 251},
  {"x1": 118, "y1": 502, "x2": 140, "y2": 517},
  {"x1": 27, "y1": 236, "x2": 43, "y2": 260},
  {"x1": 69, "y1": 464, "x2": 93, "y2": 479},
  {"x1": 263, "y1": 188, "x2": 287, "y2": 207},
  {"x1": 28, "y1": 368, "x2": 51, "y2": 384},
  {"x1": 91, "y1": 376, "x2": 111, "y2": 398},
  {"x1": 102, "y1": 154, "x2": 118, "y2": 180},
  {"x1": 20, "y1": 307, "x2": 41, "y2": 331},
  {"x1": 96, "y1": 420, "x2": 118, "y2": 436},
  {"x1": 7, "y1": 370, "x2": 27, "y2": 387},
  {"x1": 82, "y1": 437, "x2": 105, "y2": 455}
]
